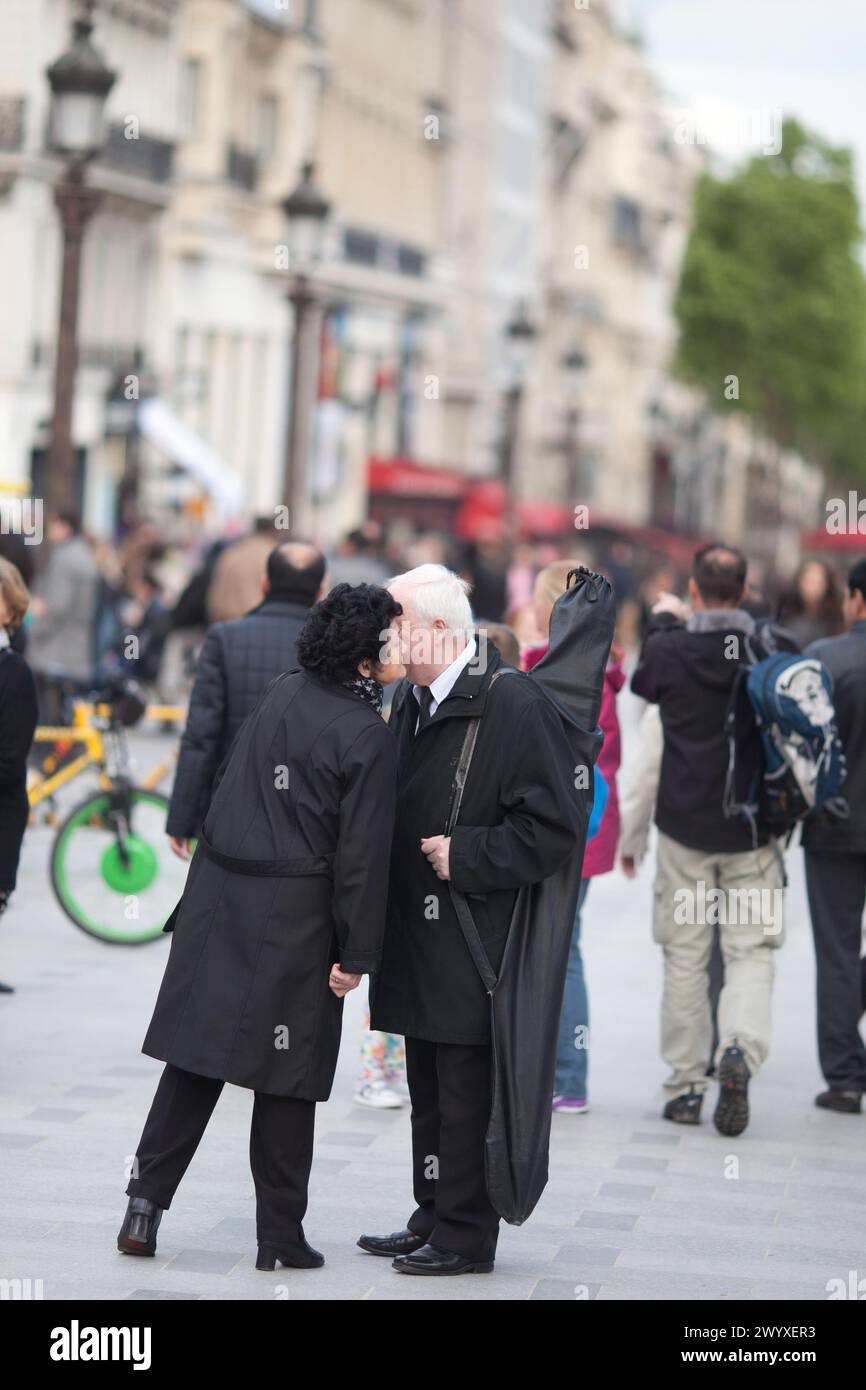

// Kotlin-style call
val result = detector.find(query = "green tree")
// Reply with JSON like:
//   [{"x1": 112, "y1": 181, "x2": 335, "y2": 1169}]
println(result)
[{"x1": 674, "y1": 118, "x2": 866, "y2": 482}]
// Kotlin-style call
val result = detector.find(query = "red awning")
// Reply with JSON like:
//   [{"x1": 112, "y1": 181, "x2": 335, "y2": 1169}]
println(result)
[
  {"x1": 368, "y1": 457, "x2": 471, "y2": 500},
  {"x1": 800, "y1": 527, "x2": 866, "y2": 553},
  {"x1": 455, "y1": 480, "x2": 571, "y2": 541}
]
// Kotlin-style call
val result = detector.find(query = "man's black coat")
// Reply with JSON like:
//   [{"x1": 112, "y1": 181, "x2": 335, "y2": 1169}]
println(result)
[
  {"x1": 166, "y1": 597, "x2": 311, "y2": 838},
  {"x1": 370, "y1": 644, "x2": 582, "y2": 1044}
]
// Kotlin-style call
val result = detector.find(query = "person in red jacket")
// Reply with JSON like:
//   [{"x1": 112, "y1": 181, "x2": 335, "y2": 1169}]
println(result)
[{"x1": 524, "y1": 561, "x2": 624, "y2": 1113}]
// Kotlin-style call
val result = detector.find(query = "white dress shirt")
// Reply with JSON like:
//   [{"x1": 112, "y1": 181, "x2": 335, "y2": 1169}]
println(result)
[{"x1": 413, "y1": 636, "x2": 477, "y2": 729}]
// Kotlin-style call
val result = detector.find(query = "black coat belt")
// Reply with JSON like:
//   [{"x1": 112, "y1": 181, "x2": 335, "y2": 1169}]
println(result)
[{"x1": 198, "y1": 830, "x2": 334, "y2": 878}]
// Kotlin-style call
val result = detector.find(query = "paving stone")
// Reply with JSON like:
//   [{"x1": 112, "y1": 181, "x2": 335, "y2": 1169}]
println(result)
[
  {"x1": 576, "y1": 1212, "x2": 639, "y2": 1231},
  {"x1": 553, "y1": 1243, "x2": 621, "y2": 1267},
  {"x1": 318, "y1": 1131, "x2": 378, "y2": 1147},
  {"x1": 22, "y1": 1108, "x2": 85, "y2": 1123},
  {"x1": 596, "y1": 1182, "x2": 656, "y2": 1200},
  {"x1": 163, "y1": 1249, "x2": 246, "y2": 1274},
  {"x1": 64, "y1": 1086, "x2": 121, "y2": 1099},
  {"x1": 614, "y1": 1155, "x2": 669, "y2": 1172},
  {"x1": 530, "y1": 1279, "x2": 601, "y2": 1300},
  {"x1": 127, "y1": 1290, "x2": 197, "y2": 1300}
]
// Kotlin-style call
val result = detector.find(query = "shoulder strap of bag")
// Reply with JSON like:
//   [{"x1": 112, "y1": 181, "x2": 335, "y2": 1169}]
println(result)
[{"x1": 445, "y1": 669, "x2": 513, "y2": 995}]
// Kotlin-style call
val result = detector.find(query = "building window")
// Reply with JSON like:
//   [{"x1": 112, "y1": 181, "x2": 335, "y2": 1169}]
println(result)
[
  {"x1": 255, "y1": 95, "x2": 279, "y2": 167},
  {"x1": 226, "y1": 144, "x2": 258, "y2": 190},
  {"x1": 180, "y1": 58, "x2": 202, "y2": 138},
  {"x1": 396, "y1": 244, "x2": 425, "y2": 278},
  {"x1": 613, "y1": 196, "x2": 642, "y2": 249},
  {"x1": 344, "y1": 229, "x2": 379, "y2": 268}
]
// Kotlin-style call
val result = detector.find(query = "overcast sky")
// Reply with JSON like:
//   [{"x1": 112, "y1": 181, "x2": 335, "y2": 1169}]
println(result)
[{"x1": 620, "y1": 0, "x2": 866, "y2": 213}]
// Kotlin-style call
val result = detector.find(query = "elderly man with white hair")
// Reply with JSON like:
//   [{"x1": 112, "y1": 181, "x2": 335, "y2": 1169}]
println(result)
[{"x1": 359, "y1": 564, "x2": 580, "y2": 1276}]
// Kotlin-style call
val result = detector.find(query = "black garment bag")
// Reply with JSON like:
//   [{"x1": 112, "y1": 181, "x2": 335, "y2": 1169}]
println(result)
[{"x1": 446, "y1": 567, "x2": 615, "y2": 1223}]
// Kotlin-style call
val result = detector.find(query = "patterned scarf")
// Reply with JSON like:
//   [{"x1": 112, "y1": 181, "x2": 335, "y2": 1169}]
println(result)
[{"x1": 341, "y1": 674, "x2": 384, "y2": 714}]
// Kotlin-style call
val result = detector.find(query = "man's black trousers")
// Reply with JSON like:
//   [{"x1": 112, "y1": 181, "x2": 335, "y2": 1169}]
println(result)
[
  {"x1": 126, "y1": 1064, "x2": 316, "y2": 1246},
  {"x1": 804, "y1": 850, "x2": 866, "y2": 1093},
  {"x1": 405, "y1": 1037, "x2": 499, "y2": 1262}
]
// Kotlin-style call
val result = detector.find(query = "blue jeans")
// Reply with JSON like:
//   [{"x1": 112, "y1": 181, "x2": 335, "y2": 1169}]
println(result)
[{"x1": 554, "y1": 879, "x2": 590, "y2": 1100}]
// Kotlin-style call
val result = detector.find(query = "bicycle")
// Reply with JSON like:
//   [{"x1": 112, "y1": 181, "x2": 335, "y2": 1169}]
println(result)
[{"x1": 28, "y1": 682, "x2": 190, "y2": 945}]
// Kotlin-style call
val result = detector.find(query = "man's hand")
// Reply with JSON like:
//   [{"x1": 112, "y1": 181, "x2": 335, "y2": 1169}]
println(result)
[
  {"x1": 329, "y1": 964, "x2": 362, "y2": 998},
  {"x1": 169, "y1": 836, "x2": 193, "y2": 861},
  {"x1": 620, "y1": 855, "x2": 637, "y2": 880},
  {"x1": 421, "y1": 834, "x2": 451, "y2": 881}
]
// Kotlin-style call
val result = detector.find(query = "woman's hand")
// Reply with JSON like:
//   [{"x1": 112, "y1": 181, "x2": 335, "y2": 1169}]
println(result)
[
  {"x1": 169, "y1": 836, "x2": 193, "y2": 861},
  {"x1": 329, "y1": 964, "x2": 361, "y2": 998},
  {"x1": 421, "y1": 834, "x2": 451, "y2": 880}
]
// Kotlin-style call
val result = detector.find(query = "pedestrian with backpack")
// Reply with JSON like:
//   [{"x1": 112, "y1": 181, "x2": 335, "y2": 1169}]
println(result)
[
  {"x1": 802, "y1": 558, "x2": 866, "y2": 1115},
  {"x1": 632, "y1": 544, "x2": 800, "y2": 1136}
]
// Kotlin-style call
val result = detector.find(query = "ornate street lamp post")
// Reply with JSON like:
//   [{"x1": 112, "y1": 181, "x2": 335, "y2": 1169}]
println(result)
[
  {"x1": 44, "y1": 0, "x2": 116, "y2": 520},
  {"x1": 561, "y1": 348, "x2": 588, "y2": 507},
  {"x1": 280, "y1": 162, "x2": 331, "y2": 534},
  {"x1": 501, "y1": 304, "x2": 536, "y2": 542}
]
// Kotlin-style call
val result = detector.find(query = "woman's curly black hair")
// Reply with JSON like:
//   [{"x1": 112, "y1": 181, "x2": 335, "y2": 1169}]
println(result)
[{"x1": 296, "y1": 583, "x2": 403, "y2": 685}]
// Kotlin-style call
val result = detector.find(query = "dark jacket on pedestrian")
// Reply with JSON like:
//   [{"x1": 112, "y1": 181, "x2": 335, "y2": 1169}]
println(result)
[
  {"x1": 143, "y1": 670, "x2": 397, "y2": 1099},
  {"x1": 803, "y1": 618, "x2": 866, "y2": 854},
  {"x1": 0, "y1": 641, "x2": 38, "y2": 891},
  {"x1": 370, "y1": 644, "x2": 581, "y2": 1045},
  {"x1": 631, "y1": 608, "x2": 798, "y2": 854},
  {"x1": 166, "y1": 596, "x2": 311, "y2": 838}
]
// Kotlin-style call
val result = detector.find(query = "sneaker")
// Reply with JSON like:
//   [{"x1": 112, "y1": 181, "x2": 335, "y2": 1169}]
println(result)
[
  {"x1": 663, "y1": 1087, "x2": 703, "y2": 1124},
  {"x1": 714, "y1": 1044, "x2": 750, "y2": 1136},
  {"x1": 552, "y1": 1096, "x2": 589, "y2": 1115},
  {"x1": 354, "y1": 1081, "x2": 403, "y2": 1110},
  {"x1": 815, "y1": 1089, "x2": 862, "y2": 1114}
]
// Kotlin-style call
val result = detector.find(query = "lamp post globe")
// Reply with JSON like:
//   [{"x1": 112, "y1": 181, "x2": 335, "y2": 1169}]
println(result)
[
  {"x1": 281, "y1": 161, "x2": 331, "y2": 271},
  {"x1": 46, "y1": 1, "x2": 117, "y2": 161}
]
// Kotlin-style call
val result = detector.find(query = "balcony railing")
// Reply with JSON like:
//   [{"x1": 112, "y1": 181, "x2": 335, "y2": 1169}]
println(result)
[{"x1": 100, "y1": 123, "x2": 174, "y2": 182}]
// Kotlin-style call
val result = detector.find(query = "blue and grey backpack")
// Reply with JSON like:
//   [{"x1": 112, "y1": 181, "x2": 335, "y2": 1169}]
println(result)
[{"x1": 723, "y1": 634, "x2": 847, "y2": 846}]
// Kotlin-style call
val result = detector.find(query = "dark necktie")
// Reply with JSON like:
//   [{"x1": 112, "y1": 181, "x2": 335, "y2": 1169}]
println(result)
[{"x1": 416, "y1": 686, "x2": 434, "y2": 734}]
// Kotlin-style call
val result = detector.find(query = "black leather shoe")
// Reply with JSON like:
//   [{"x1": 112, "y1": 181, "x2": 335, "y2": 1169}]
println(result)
[
  {"x1": 256, "y1": 1229, "x2": 324, "y2": 1270},
  {"x1": 392, "y1": 1243, "x2": 494, "y2": 1275},
  {"x1": 357, "y1": 1228, "x2": 428, "y2": 1258},
  {"x1": 663, "y1": 1087, "x2": 703, "y2": 1124},
  {"x1": 0, "y1": 980, "x2": 14, "y2": 994},
  {"x1": 816, "y1": 1089, "x2": 862, "y2": 1114},
  {"x1": 117, "y1": 1197, "x2": 163, "y2": 1256},
  {"x1": 714, "y1": 1044, "x2": 750, "y2": 1136}
]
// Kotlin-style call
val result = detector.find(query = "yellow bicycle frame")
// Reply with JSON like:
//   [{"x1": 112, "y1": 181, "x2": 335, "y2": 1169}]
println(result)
[{"x1": 28, "y1": 703, "x2": 186, "y2": 809}]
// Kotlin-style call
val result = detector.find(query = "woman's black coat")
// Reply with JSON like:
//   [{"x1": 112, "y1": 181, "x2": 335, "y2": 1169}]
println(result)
[
  {"x1": 0, "y1": 647, "x2": 38, "y2": 891},
  {"x1": 370, "y1": 645, "x2": 581, "y2": 1044},
  {"x1": 142, "y1": 671, "x2": 397, "y2": 1099}
]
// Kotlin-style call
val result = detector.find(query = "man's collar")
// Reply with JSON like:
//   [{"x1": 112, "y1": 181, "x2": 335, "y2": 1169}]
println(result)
[
  {"x1": 686, "y1": 607, "x2": 755, "y2": 635},
  {"x1": 413, "y1": 636, "x2": 477, "y2": 707}
]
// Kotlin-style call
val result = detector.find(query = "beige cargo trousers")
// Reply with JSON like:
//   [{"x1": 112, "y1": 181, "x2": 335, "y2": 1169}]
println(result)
[{"x1": 653, "y1": 830, "x2": 786, "y2": 1097}]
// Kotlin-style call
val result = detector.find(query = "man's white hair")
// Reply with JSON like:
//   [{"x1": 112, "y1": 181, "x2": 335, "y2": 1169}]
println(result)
[{"x1": 387, "y1": 563, "x2": 474, "y2": 634}]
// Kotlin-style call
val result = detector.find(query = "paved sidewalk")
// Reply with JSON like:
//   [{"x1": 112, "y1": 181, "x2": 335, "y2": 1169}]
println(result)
[{"x1": 2, "y1": 734, "x2": 865, "y2": 1302}]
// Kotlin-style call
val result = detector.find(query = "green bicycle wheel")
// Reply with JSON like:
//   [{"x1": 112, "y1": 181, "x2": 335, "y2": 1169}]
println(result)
[{"x1": 50, "y1": 788, "x2": 189, "y2": 944}]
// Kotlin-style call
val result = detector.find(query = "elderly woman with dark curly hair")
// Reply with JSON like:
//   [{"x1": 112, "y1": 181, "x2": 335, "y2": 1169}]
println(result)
[{"x1": 117, "y1": 583, "x2": 405, "y2": 1271}]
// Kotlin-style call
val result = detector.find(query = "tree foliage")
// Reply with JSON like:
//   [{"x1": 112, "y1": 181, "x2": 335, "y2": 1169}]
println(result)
[{"x1": 674, "y1": 118, "x2": 866, "y2": 482}]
